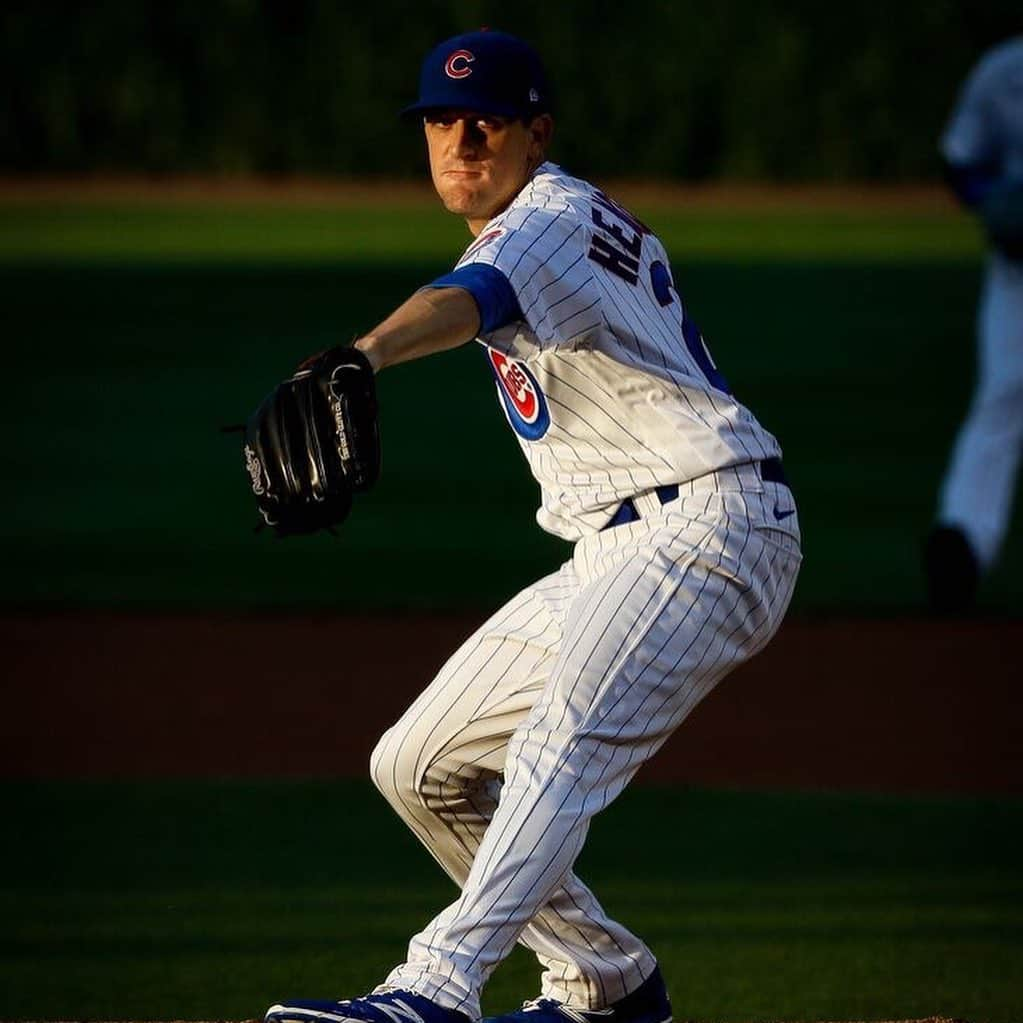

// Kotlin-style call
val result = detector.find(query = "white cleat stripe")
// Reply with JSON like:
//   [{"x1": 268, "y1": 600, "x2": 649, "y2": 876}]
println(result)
[
  {"x1": 375, "y1": 1001, "x2": 427, "y2": 1023},
  {"x1": 266, "y1": 999, "x2": 432, "y2": 1023},
  {"x1": 267, "y1": 1008, "x2": 359, "y2": 1023}
]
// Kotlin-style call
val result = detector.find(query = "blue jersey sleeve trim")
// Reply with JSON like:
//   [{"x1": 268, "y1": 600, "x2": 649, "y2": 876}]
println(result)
[{"x1": 426, "y1": 264, "x2": 522, "y2": 333}]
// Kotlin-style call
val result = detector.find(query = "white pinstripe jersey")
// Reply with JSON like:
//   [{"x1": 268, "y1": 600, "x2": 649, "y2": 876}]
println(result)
[
  {"x1": 941, "y1": 36, "x2": 1023, "y2": 179},
  {"x1": 457, "y1": 162, "x2": 783, "y2": 540}
]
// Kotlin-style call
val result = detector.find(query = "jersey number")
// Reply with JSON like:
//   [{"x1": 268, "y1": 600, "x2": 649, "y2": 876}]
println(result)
[
  {"x1": 650, "y1": 260, "x2": 732, "y2": 394},
  {"x1": 587, "y1": 196, "x2": 732, "y2": 396}
]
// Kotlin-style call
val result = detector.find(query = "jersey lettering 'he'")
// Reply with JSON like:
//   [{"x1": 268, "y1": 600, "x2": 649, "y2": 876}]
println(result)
[
  {"x1": 592, "y1": 190, "x2": 650, "y2": 236},
  {"x1": 588, "y1": 207, "x2": 642, "y2": 285}
]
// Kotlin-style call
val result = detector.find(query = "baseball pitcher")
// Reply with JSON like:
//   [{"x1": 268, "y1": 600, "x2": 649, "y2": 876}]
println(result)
[{"x1": 247, "y1": 29, "x2": 802, "y2": 1023}]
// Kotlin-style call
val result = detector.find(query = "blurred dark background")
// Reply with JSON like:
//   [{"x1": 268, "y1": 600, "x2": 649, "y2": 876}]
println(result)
[{"x1": 2, "y1": 0, "x2": 1019, "y2": 181}]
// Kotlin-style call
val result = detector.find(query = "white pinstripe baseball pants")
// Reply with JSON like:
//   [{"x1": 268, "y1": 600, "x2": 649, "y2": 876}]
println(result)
[{"x1": 370, "y1": 469, "x2": 801, "y2": 1019}]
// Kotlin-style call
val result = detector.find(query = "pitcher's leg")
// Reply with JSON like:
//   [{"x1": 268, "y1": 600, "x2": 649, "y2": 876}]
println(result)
[
  {"x1": 370, "y1": 579, "x2": 558, "y2": 878},
  {"x1": 371, "y1": 568, "x2": 656, "y2": 1009},
  {"x1": 386, "y1": 509, "x2": 801, "y2": 1017}
]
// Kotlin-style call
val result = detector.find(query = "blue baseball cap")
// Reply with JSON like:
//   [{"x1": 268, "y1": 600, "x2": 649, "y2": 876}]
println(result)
[{"x1": 402, "y1": 30, "x2": 551, "y2": 120}]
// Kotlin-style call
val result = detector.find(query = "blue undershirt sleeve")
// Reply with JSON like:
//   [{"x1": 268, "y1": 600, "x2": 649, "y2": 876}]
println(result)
[{"x1": 424, "y1": 264, "x2": 523, "y2": 333}]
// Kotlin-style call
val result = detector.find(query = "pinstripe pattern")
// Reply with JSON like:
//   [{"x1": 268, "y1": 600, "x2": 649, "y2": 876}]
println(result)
[
  {"x1": 364, "y1": 166, "x2": 802, "y2": 1020},
  {"x1": 372, "y1": 480, "x2": 801, "y2": 1017},
  {"x1": 370, "y1": 569, "x2": 652, "y2": 1009},
  {"x1": 458, "y1": 163, "x2": 780, "y2": 540}
]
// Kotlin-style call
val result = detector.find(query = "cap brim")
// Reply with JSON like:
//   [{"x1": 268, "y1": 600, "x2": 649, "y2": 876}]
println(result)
[{"x1": 400, "y1": 100, "x2": 538, "y2": 120}]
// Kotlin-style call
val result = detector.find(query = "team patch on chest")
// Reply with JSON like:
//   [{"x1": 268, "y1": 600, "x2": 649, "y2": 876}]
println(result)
[{"x1": 486, "y1": 348, "x2": 551, "y2": 440}]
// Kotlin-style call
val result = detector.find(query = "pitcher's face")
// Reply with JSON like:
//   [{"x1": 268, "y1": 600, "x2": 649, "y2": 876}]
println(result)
[{"x1": 424, "y1": 110, "x2": 552, "y2": 234}]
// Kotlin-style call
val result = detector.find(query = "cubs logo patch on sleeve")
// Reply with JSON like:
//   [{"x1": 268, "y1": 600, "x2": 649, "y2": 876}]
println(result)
[{"x1": 486, "y1": 347, "x2": 550, "y2": 441}]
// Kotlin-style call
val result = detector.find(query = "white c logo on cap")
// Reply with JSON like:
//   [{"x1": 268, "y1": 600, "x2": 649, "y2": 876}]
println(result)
[{"x1": 445, "y1": 49, "x2": 475, "y2": 79}]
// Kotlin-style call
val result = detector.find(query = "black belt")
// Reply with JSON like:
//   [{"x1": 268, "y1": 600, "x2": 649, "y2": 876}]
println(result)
[{"x1": 604, "y1": 457, "x2": 788, "y2": 529}]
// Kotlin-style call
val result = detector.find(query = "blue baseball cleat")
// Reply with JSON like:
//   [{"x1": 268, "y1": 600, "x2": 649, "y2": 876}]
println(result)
[
  {"x1": 265, "y1": 989, "x2": 473, "y2": 1023},
  {"x1": 481, "y1": 968, "x2": 671, "y2": 1023}
]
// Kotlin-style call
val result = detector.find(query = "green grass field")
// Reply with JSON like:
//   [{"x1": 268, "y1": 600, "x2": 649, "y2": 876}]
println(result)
[
  {"x1": 2, "y1": 780, "x2": 1020, "y2": 1023},
  {"x1": 0, "y1": 201, "x2": 984, "y2": 264},
  {"x1": 2, "y1": 196, "x2": 1021, "y2": 613}
]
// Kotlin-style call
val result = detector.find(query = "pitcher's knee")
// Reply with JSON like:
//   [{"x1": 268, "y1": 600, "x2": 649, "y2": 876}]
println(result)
[
  {"x1": 369, "y1": 726, "x2": 420, "y2": 811},
  {"x1": 371, "y1": 726, "x2": 498, "y2": 825}
]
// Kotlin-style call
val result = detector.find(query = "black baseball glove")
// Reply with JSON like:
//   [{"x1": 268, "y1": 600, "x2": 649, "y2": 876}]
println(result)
[
  {"x1": 979, "y1": 181, "x2": 1023, "y2": 261},
  {"x1": 242, "y1": 345, "x2": 380, "y2": 536}
]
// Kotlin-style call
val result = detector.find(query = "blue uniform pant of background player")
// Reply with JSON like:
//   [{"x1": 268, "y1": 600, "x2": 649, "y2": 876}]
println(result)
[
  {"x1": 370, "y1": 472, "x2": 801, "y2": 1019},
  {"x1": 938, "y1": 253, "x2": 1023, "y2": 568}
]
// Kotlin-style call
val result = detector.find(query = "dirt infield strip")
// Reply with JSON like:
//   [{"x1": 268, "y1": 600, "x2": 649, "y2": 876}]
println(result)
[{"x1": 1, "y1": 613, "x2": 1019, "y2": 794}]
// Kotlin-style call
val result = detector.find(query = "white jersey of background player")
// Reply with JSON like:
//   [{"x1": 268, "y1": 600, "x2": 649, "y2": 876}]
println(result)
[
  {"x1": 265, "y1": 30, "x2": 802, "y2": 1023},
  {"x1": 926, "y1": 36, "x2": 1023, "y2": 612}
]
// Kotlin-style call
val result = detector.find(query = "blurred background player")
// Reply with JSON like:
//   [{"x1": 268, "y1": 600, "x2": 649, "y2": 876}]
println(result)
[{"x1": 925, "y1": 36, "x2": 1023, "y2": 613}]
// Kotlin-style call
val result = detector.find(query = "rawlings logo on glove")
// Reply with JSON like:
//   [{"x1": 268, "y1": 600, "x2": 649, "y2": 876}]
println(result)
[
  {"x1": 241, "y1": 345, "x2": 380, "y2": 536},
  {"x1": 244, "y1": 445, "x2": 265, "y2": 495}
]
